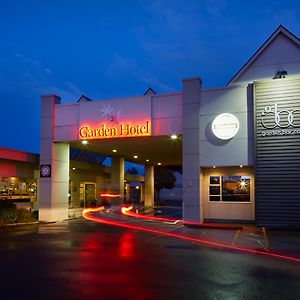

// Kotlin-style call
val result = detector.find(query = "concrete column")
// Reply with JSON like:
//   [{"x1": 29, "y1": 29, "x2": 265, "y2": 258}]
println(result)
[
  {"x1": 144, "y1": 165, "x2": 154, "y2": 207},
  {"x1": 39, "y1": 94, "x2": 69, "y2": 222},
  {"x1": 182, "y1": 77, "x2": 202, "y2": 223},
  {"x1": 139, "y1": 183, "x2": 143, "y2": 203},
  {"x1": 111, "y1": 156, "x2": 124, "y2": 205},
  {"x1": 125, "y1": 183, "x2": 130, "y2": 202}
]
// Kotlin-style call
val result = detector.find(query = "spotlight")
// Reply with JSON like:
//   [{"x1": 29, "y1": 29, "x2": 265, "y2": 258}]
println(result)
[{"x1": 273, "y1": 70, "x2": 287, "y2": 79}]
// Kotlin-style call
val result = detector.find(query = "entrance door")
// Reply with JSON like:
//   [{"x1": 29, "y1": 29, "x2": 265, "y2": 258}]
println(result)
[{"x1": 84, "y1": 183, "x2": 96, "y2": 207}]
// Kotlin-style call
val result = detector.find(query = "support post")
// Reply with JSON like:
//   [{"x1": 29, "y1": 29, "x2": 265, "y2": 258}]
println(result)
[
  {"x1": 39, "y1": 95, "x2": 69, "y2": 222},
  {"x1": 111, "y1": 157, "x2": 124, "y2": 205},
  {"x1": 182, "y1": 77, "x2": 203, "y2": 223},
  {"x1": 144, "y1": 165, "x2": 154, "y2": 207}
]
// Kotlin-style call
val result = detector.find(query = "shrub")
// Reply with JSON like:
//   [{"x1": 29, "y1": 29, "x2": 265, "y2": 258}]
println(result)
[
  {"x1": 16, "y1": 208, "x2": 37, "y2": 223},
  {"x1": 0, "y1": 201, "x2": 17, "y2": 224}
]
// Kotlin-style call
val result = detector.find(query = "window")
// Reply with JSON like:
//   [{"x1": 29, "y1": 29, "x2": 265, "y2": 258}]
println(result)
[{"x1": 209, "y1": 175, "x2": 250, "y2": 203}]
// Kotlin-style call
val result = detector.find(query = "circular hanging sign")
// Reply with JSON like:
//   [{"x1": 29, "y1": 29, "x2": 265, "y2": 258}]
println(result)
[{"x1": 212, "y1": 113, "x2": 239, "y2": 140}]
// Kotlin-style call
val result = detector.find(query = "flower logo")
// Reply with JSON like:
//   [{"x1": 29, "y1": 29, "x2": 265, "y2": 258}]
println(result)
[{"x1": 100, "y1": 104, "x2": 122, "y2": 125}]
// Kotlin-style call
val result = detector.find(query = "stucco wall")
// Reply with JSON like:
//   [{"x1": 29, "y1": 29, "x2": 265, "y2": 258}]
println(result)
[{"x1": 199, "y1": 85, "x2": 254, "y2": 166}]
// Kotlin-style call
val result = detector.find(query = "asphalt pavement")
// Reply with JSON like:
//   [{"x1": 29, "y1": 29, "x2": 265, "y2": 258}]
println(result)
[{"x1": 0, "y1": 212, "x2": 300, "y2": 300}]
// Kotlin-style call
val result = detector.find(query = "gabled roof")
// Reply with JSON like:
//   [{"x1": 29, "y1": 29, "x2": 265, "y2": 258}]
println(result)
[
  {"x1": 143, "y1": 87, "x2": 156, "y2": 95},
  {"x1": 77, "y1": 95, "x2": 93, "y2": 103},
  {"x1": 227, "y1": 25, "x2": 300, "y2": 85}
]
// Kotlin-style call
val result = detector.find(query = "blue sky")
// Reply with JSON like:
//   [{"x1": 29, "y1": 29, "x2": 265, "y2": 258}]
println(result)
[{"x1": 1, "y1": 0, "x2": 300, "y2": 153}]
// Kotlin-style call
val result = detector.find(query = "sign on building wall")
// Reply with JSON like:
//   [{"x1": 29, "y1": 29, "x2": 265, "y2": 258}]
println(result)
[
  {"x1": 260, "y1": 103, "x2": 300, "y2": 137},
  {"x1": 254, "y1": 79, "x2": 300, "y2": 227},
  {"x1": 212, "y1": 113, "x2": 239, "y2": 140},
  {"x1": 78, "y1": 97, "x2": 151, "y2": 139},
  {"x1": 40, "y1": 164, "x2": 51, "y2": 178}
]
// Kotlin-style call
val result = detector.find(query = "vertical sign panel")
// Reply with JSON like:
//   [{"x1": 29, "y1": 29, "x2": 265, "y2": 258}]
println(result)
[{"x1": 254, "y1": 79, "x2": 300, "y2": 227}]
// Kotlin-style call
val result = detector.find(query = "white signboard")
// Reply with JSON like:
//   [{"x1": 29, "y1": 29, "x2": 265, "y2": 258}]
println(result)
[{"x1": 212, "y1": 113, "x2": 239, "y2": 140}]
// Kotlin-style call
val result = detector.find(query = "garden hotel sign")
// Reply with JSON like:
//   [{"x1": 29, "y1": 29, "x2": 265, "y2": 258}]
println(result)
[
  {"x1": 261, "y1": 103, "x2": 300, "y2": 137},
  {"x1": 79, "y1": 121, "x2": 151, "y2": 139},
  {"x1": 78, "y1": 99, "x2": 152, "y2": 140}
]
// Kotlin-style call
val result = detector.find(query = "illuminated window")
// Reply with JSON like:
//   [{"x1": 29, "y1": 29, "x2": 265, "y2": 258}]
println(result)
[{"x1": 209, "y1": 176, "x2": 250, "y2": 203}]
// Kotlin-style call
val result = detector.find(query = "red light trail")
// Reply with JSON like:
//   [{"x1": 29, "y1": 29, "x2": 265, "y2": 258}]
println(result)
[
  {"x1": 100, "y1": 193, "x2": 120, "y2": 198},
  {"x1": 121, "y1": 206, "x2": 242, "y2": 229},
  {"x1": 82, "y1": 206, "x2": 300, "y2": 264}
]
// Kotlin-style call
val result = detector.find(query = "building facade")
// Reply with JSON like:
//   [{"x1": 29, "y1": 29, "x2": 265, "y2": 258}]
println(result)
[{"x1": 39, "y1": 25, "x2": 300, "y2": 227}]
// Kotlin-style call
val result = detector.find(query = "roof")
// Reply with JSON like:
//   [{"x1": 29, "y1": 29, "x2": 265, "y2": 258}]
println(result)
[
  {"x1": 227, "y1": 25, "x2": 300, "y2": 85},
  {"x1": 77, "y1": 95, "x2": 93, "y2": 103},
  {"x1": 0, "y1": 148, "x2": 39, "y2": 164},
  {"x1": 143, "y1": 87, "x2": 156, "y2": 95}
]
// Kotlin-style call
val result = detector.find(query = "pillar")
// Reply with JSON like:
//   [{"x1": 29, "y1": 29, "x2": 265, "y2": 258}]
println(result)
[
  {"x1": 144, "y1": 165, "x2": 154, "y2": 207},
  {"x1": 111, "y1": 156, "x2": 124, "y2": 205},
  {"x1": 39, "y1": 94, "x2": 69, "y2": 222},
  {"x1": 139, "y1": 183, "x2": 143, "y2": 203},
  {"x1": 125, "y1": 183, "x2": 130, "y2": 202},
  {"x1": 182, "y1": 77, "x2": 202, "y2": 223}
]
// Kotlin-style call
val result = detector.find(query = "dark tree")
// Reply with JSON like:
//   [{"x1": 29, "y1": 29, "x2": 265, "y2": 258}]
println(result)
[{"x1": 154, "y1": 166, "x2": 176, "y2": 202}]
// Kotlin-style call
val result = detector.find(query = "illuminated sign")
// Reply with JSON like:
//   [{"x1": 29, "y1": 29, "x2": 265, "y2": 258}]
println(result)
[
  {"x1": 212, "y1": 113, "x2": 239, "y2": 140},
  {"x1": 79, "y1": 121, "x2": 151, "y2": 139},
  {"x1": 40, "y1": 164, "x2": 51, "y2": 178},
  {"x1": 261, "y1": 103, "x2": 300, "y2": 137}
]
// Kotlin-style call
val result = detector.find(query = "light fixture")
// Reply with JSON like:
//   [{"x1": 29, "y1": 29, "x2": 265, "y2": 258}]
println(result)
[
  {"x1": 81, "y1": 140, "x2": 88, "y2": 145},
  {"x1": 112, "y1": 149, "x2": 117, "y2": 153},
  {"x1": 213, "y1": 166, "x2": 216, "y2": 169},
  {"x1": 133, "y1": 155, "x2": 138, "y2": 159},
  {"x1": 240, "y1": 180, "x2": 246, "y2": 189},
  {"x1": 170, "y1": 134, "x2": 178, "y2": 140},
  {"x1": 273, "y1": 69, "x2": 287, "y2": 79},
  {"x1": 72, "y1": 167, "x2": 76, "y2": 170},
  {"x1": 158, "y1": 162, "x2": 162, "y2": 166},
  {"x1": 240, "y1": 165, "x2": 243, "y2": 168},
  {"x1": 135, "y1": 186, "x2": 140, "y2": 189},
  {"x1": 146, "y1": 159, "x2": 149, "y2": 162}
]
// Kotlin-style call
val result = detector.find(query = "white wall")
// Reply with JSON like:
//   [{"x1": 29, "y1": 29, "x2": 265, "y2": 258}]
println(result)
[
  {"x1": 152, "y1": 93, "x2": 182, "y2": 136},
  {"x1": 55, "y1": 93, "x2": 183, "y2": 141},
  {"x1": 232, "y1": 32, "x2": 300, "y2": 85},
  {"x1": 199, "y1": 85, "x2": 254, "y2": 166},
  {"x1": 202, "y1": 167, "x2": 255, "y2": 221}
]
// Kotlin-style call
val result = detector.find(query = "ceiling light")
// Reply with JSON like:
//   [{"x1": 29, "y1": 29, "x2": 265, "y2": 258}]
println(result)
[
  {"x1": 240, "y1": 165, "x2": 243, "y2": 168},
  {"x1": 134, "y1": 155, "x2": 138, "y2": 159},
  {"x1": 213, "y1": 166, "x2": 216, "y2": 169},
  {"x1": 157, "y1": 162, "x2": 162, "y2": 166},
  {"x1": 170, "y1": 134, "x2": 178, "y2": 140},
  {"x1": 146, "y1": 159, "x2": 149, "y2": 162},
  {"x1": 81, "y1": 140, "x2": 88, "y2": 145},
  {"x1": 72, "y1": 167, "x2": 76, "y2": 170},
  {"x1": 112, "y1": 149, "x2": 117, "y2": 153}
]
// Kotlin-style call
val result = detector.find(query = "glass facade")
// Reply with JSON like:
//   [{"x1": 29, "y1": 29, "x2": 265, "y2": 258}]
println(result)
[{"x1": 0, "y1": 176, "x2": 37, "y2": 202}]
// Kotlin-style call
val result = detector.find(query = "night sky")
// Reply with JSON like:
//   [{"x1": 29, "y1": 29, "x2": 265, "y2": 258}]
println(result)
[{"x1": 1, "y1": 0, "x2": 300, "y2": 153}]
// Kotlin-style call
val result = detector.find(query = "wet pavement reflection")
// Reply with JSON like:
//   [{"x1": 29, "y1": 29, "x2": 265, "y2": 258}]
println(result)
[{"x1": 0, "y1": 219, "x2": 300, "y2": 300}]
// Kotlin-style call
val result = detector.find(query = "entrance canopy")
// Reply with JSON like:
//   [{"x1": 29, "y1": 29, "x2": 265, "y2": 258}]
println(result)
[
  {"x1": 69, "y1": 136, "x2": 181, "y2": 166},
  {"x1": 55, "y1": 93, "x2": 183, "y2": 166}
]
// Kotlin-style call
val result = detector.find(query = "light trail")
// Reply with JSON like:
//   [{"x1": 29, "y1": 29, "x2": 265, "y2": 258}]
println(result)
[
  {"x1": 82, "y1": 206, "x2": 300, "y2": 264},
  {"x1": 100, "y1": 193, "x2": 120, "y2": 198},
  {"x1": 121, "y1": 206, "x2": 243, "y2": 230}
]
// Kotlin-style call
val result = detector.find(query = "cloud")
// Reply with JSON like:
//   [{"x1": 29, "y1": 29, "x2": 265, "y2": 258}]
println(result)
[
  {"x1": 15, "y1": 53, "x2": 53, "y2": 78},
  {"x1": 106, "y1": 54, "x2": 176, "y2": 92}
]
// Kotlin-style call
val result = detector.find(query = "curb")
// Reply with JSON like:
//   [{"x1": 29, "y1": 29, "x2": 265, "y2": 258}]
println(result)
[{"x1": 0, "y1": 221, "x2": 39, "y2": 227}]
